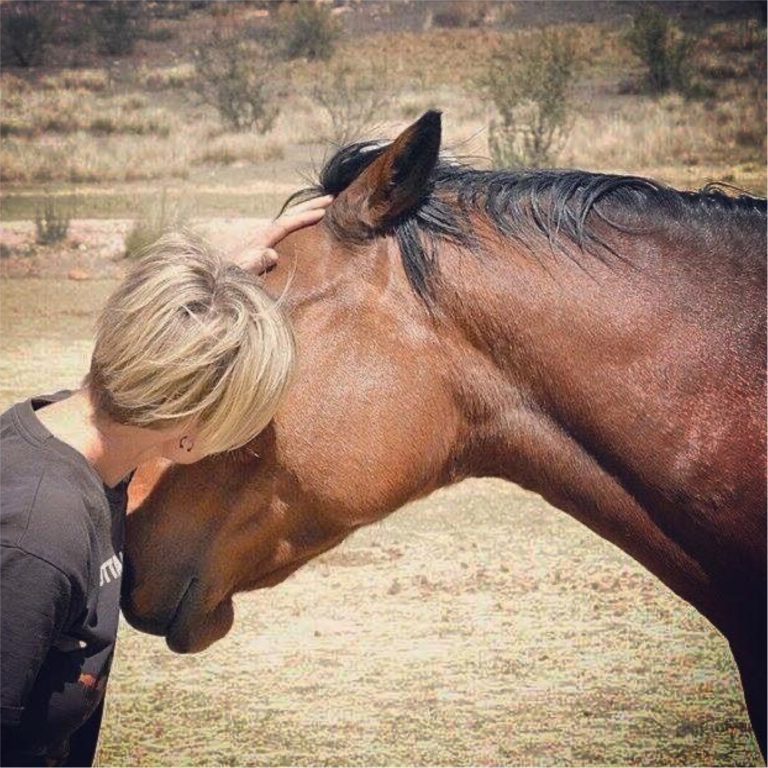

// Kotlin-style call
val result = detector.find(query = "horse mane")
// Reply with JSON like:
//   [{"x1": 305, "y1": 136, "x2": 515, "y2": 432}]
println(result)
[{"x1": 284, "y1": 141, "x2": 768, "y2": 301}]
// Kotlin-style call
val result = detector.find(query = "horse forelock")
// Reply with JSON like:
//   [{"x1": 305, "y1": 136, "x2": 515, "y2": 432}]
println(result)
[{"x1": 283, "y1": 142, "x2": 768, "y2": 303}]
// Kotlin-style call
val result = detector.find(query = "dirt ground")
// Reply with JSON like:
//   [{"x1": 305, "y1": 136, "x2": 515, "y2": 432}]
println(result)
[
  {"x1": 0, "y1": 218, "x2": 274, "y2": 280},
  {"x1": 0, "y1": 262, "x2": 762, "y2": 766}
]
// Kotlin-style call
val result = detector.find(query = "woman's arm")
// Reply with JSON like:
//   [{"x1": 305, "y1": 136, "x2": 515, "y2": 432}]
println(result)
[
  {"x1": 230, "y1": 195, "x2": 334, "y2": 273},
  {"x1": 1, "y1": 546, "x2": 73, "y2": 764}
]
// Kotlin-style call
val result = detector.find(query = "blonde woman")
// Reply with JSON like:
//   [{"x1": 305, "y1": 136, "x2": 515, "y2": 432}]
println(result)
[{"x1": 0, "y1": 197, "x2": 331, "y2": 767}]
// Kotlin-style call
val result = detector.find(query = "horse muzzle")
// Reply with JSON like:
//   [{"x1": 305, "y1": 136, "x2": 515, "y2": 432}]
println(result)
[
  {"x1": 119, "y1": 556, "x2": 185, "y2": 636},
  {"x1": 165, "y1": 586, "x2": 235, "y2": 654},
  {"x1": 121, "y1": 564, "x2": 234, "y2": 653}
]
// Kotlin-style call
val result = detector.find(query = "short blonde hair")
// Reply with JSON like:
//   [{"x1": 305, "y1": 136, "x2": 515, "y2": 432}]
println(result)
[{"x1": 88, "y1": 231, "x2": 295, "y2": 454}]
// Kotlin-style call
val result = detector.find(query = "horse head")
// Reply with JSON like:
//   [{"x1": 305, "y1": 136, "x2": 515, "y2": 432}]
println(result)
[{"x1": 122, "y1": 112, "x2": 472, "y2": 653}]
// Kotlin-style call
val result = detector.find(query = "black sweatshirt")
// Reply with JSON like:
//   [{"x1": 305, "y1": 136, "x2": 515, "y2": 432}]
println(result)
[{"x1": 1, "y1": 392, "x2": 129, "y2": 767}]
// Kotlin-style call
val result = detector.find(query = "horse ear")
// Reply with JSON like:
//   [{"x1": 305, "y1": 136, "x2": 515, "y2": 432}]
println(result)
[{"x1": 330, "y1": 110, "x2": 442, "y2": 239}]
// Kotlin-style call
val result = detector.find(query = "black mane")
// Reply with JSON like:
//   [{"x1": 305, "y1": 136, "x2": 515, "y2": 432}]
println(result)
[{"x1": 284, "y1": 142, "x2": 767, "y2": 301}]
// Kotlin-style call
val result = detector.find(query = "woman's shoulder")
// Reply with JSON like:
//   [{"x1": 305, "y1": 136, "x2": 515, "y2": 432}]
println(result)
[
  {"x1": 1, "y1": 392, "x2": 107, "y2": 524},
  {"x1": 1, "y1": 460, "x2": 96, "y2": 583}
]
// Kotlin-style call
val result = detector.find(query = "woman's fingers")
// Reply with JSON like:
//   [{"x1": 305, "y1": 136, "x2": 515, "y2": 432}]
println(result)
[
  {"x1": 287, "y1": 194, "x2": 334, "y2": 215},
  {"x1": 227, "y1": 194, "x2": 334, "y2": 273},
  {"x1": 262, "y1": 194, "x2": 334, "y2": 247},
  {"x1": 254, "y1": 247, "x2": 279, "y2": 275},
  {"x1": 232, "y1": 247, "x2": 278, "y2": 274}
]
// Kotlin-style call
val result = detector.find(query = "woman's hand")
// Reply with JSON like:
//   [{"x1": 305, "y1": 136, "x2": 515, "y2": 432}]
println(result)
[{"x1": 232, "y1": 195, "x2": 334, "y2": 274}]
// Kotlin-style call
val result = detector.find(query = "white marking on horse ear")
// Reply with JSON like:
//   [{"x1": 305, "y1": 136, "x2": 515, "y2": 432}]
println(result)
[{"x1": 332, "y1": 111, "x2": 443, "y2": 238}]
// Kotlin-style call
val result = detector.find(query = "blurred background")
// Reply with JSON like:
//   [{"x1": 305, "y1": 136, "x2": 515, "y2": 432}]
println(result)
[
  {"x1": 0, "y1": 2, "x2": 766, "y2": 766},
  {"x1": 0, "y1": 0, "x2": 765, "y2": 272}
]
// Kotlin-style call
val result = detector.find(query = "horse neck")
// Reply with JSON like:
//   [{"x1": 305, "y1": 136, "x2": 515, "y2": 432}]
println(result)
[
  {"x1": 432, "y1": 235, "x2": 762, "y2": 632},
  {"x1": 436, "y1": 239, "x2": 643, "y2": 487}
]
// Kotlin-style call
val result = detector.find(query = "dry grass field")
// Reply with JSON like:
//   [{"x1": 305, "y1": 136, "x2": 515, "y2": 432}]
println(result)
[{"x1": 1, "y1": 1, "x2": 765, "y2": 765}]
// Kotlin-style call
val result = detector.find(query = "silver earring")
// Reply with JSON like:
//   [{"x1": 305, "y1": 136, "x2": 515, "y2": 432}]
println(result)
[{"x1": 179, "y1": 436, "x2": 193, "y2": 453}]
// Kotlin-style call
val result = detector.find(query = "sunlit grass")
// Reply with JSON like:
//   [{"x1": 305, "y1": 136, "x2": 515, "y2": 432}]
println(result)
[
  {"x1": 1, "y1": 133, "x2": 190, "y2": 183},
  {"x1": 195, "y1": 134, "x2": 286, "y2": 166},
  {"x1": 566, "y1": 91, "x2": 766, "y2": 174},
  {"x1": 135, "y1": 62, "x2": 196, "y2": 90},
  {"x1": 40, "y1": 68, "x2": 111, "y2": 92}
]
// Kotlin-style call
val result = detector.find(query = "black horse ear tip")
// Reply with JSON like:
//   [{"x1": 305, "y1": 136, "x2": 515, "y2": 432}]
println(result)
[{"x1": 419, "y1": 110, "x2": 443, "y2": 127}]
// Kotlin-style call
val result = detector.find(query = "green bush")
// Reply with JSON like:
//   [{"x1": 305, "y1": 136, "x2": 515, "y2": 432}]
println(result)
[
  {"x1": 49, "y1": 3, "x2": 96, "y2": 63},
  {"x1": 92, "y1": 1, "x2": 147, "y2": 56},
  {"x1": 431, "y1": 1, "x2": 489, "y2": 29},
  {"x1": 142, "y1": 26, "x2": 174, "y2": 43},
  {"x1": 35, "y1": 197, "x2": 70, "y2": 245},
  {"x1": 194, "y1": 31, "x2": 279, "y2": 133},
  {"x1": 275, "y1": 2, "x2": 341, "y2": 61},
  {"x1": 625, "y1": 5, "x2": 694, "y2": 94},
  {"x1": 483, "y1": 28, "x2": 579, "y2": 169},
  {"x1": 1, "y1": 2, "x2": 50, "y2": 67},
  {"x1": 124, "y1": 191, "x2": 192, "y2": 259}
]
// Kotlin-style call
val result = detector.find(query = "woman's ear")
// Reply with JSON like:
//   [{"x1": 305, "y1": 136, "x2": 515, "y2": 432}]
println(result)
[{"x1": 158, "y1": 427, "x2": 206, "y2": 465}]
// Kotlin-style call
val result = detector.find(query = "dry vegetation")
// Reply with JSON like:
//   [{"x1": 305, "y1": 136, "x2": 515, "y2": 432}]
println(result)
[{"x1": 0, "y1": 2, "x2": 765, "y2": 220}]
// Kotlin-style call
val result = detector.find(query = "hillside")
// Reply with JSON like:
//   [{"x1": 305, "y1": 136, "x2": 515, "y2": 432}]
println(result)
[{"x1": 0, "y1": 0, "x2": 765, "y2": 226}]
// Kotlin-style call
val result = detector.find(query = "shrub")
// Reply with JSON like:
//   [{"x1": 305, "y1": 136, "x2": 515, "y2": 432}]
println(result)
[
  {"x1": 625, "y1": 5, "x2": 694, "y2": 94},
  {"x1": 35, "y1": 197, "x2": 70, "y2": 245},
  {"x1": 483, "y1": 28, "x2": 579, "y2": 169},
  {"x1": 209, "y1": 1, "x2": 235, "y2": 18},
  {"x1": 431, "y1": 1, "x2": 490, "y2": 29},
  {"x1": 92, "y1": 1, "x2": 147, "y2": 56},
  {"x1": 194, "y1": 31, "x2": 279, "y2": 132},
  {"x1": 146, "y1": 1, "x2": 190, "y2": 20},
  {"x1": 275, "y1": 2, "x2": 341, "y2": 61},
  {"x1": 124, "y1": 190, "x2": 192, "y2": 259},
  {"x1": 89, "y1": 117, "x2": 116, "y2": 135},
  {"x1": 0, "y1": 119, "x2": 33, "y2": 138},
  {"x1": 49, "y1": 1, "x2": 97, "y2": 58},
  {"x1": 311, "y1": 60, "x2": 394, "y2": 145},
  {"x1": 1, "y1": 1, "x2": 50, "y2": 67},
  {"x1": 142, "y1": 26, "x2": 174, "y2": 43}
]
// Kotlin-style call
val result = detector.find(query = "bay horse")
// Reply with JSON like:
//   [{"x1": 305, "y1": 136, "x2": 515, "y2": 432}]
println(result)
[{"x1": 122, "y1": 111, "x2": 767, "y2": 756}]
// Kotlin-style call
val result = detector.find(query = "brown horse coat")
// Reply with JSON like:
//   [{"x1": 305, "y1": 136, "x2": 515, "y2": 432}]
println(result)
[{"x1": 123, "y1": 112, "x2": 767, "y2": 755}]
